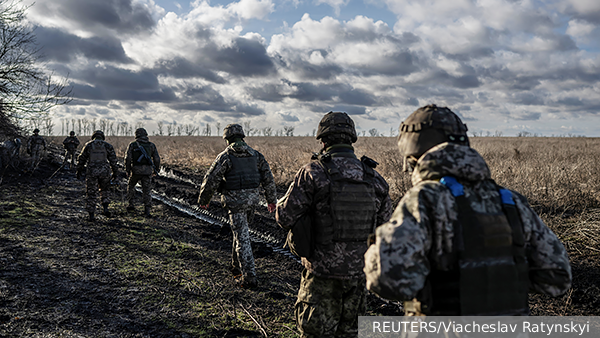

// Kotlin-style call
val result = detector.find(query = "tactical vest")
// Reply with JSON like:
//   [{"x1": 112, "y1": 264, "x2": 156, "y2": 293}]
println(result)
[
  {"x1": 313, "y1": 153, "x2": 378, "y2": 244},
  {"x1": 132, "y1": 142, "x2": 153, "y2": 166},
  {"x1": 222, "y1": 154, "x2": 261, "y2": 191},
  {"x1": 89, "y1": 141, "x2": 107, "y2": 163},
  {"x1": 412, "y1": 176, "x2": 529, "y2": 315}
]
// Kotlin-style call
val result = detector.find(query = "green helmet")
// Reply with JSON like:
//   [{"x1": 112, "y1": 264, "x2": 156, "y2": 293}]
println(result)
[
  {"x1": 316, "y1": 111, "x2": 357, "y2": 143},
  {"x1": 70, "y1": 131, "x2": 75, "y2": 136},
  {"x1": 223, "y1": 124, "x2": 245, "y2": 140},
  {"x1": 91, "y1": 130, "x2": 105, "y2": 140},
  {"x1": 398, "y1": 104, "x2": 469, "y2": 168},
  {"x1": 135, "y1": 128, "x2": 148, "y2": 138},
  {"x1": 33, "y1": 128, "x2": 40, "y2": 134}
]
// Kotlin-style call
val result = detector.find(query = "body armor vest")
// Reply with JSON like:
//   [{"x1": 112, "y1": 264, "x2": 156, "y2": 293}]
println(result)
[
  {"x1": 132, "y1": 142, "x2": 153, "y2": 166},
  {"x1": 89, "y1": 141, "x2": 107, "y2": 163},
  {"x1": 222, "y1": 154, "x2": 261, "y2": 191},
  {"x1": 415, "y1": 176, "x2": 529, "y2": 315},
  {"x1": 313, "y1": 153, "x2": 377, "y2": 245}
]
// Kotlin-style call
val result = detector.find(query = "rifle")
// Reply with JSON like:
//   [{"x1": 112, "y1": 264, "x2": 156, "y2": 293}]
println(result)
[{"x1": 135, "y1": 141, "x2": 159, "y2": 176}]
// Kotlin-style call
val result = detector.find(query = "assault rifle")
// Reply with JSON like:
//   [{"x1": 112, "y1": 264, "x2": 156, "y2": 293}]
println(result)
[{"x1": 135, "y1": 141, "x2": 159, "y2": 176}]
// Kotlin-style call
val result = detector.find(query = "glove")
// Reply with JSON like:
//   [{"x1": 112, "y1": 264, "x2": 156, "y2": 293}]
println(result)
[
  {"x1": 76, "y1": 169, "x2": 83, "y2": 180},
  {"x1": 267, "y1": 203, "x2": 276, "y2": 213},
  {"x1": 199, "y1": 204, "x2": 209, "y2": 210}
]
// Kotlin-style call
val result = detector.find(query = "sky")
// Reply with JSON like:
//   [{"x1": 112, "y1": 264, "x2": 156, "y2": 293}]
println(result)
[{"x1": 20, "y1": 0, "x2": 600, "y2": 136}]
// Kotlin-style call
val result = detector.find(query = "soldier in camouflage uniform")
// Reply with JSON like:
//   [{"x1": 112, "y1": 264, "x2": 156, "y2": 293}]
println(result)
[
  {"x1": 198, "y1": 123, "x2": 277, "y2": 288},
  {"x1": 27, "y1": 128, "x2": 46, "y2": 171},
  {"x1": 1, "y1": 138, "x2": 21, "y2": 170},
  {"x1": 125, "y1": 128, "x2": 160, "y2": 217},
  {"x1": 276, "y1": 112, "x2": 392, "y2": 337},
  {"x1": 76, "y1": 130, "x2": 119, "y2": 222},
  {"x1": 364, "y1": 104, "x2": 572, "y2": 316},
  {"x1": 62, "y1": 131, "x2": 80, "y2": 169}
]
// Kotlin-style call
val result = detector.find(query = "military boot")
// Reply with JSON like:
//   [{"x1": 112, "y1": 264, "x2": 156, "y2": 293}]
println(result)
[
  {"x1": 102, "y1": 203, "x2": 111, "y2": 217},
  {"x1": 240, "y1": 275, "x2": 258, "y2": 289},
  {"x1": 87, "y1": 212, "x2": 95, "y2": 222},
  {"x1": 144, "y1": 206, "x2": 152, "y2": 218}
]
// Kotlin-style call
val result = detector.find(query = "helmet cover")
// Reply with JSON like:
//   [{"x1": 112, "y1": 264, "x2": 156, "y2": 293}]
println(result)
[
  {"x1": 222, "y1": 124, "x2": 245, "y2": 140},
  {"x1": 316, "y1": 111, "x2": 358, "y2": 143}
]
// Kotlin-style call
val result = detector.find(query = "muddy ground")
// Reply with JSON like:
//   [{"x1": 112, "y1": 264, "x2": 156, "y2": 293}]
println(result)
[{"x1": 0, "y1": 143, "x2": 598, "y2": 337}]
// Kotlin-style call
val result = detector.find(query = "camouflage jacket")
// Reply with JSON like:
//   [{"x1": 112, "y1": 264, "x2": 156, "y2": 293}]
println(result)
[
  {"x1": 62, "y1": 136, "x2": 80, "y2": 151},
  {"x1": 364, "y1": 142, "x2": 572, "y2": 301},
  {"x1": 277, "y1": 145, "x2": 393, "y2": 279},
  {"x1": 198, "y1": 141, "x2": 277, "y2": 212},
  {"x1": 77, "y1": 139, "x2": 118, "y2": 178},
  {"x1": 27, "y1": 135, "x2": 46, "y2": 151},
  {"x1": 124, "y1": 136, "x2": 160, "y2": 176}
]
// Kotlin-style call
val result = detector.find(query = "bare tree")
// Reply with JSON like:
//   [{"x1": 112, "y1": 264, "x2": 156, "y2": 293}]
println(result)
[
  {"x1": 176, "y1": 123, "x2": 183, "y2": 136},
  {"x1": 186, "y1": 124, "x2": 198, "y2": 136},
  {"x1": 43, "y1": 116, "x2": 53, "y2": 135},
  {"x1": 202, "y1": 123, "x2": 211, "y2": 136},
  {"x1": 82, "y1": 118, "x2": 89, "y2": 135},
  {"x1": 166, "y1": 123, "x2": 173, "y2": 136},
  {"x1": 157, "y1": 121, "x2": 164, "y2": 136},
  {"x1": 283, "y1": 126, "x2": 294, "y2": 137},
  {"x1": 369, "y1": 128, "x2": 378, "y2": 137},
  {"x1": 215, "y1": 122, "x2": 221, "y2": 136},
  {"x1": 262, "y1": 126, "x2": 272, "y2": 137},
  {"x1": 0, "y1": 0, "x2": 72, "y2": 132},
  {"x1": 90, "y1": 118, "x2": 96, "y2": 132}
]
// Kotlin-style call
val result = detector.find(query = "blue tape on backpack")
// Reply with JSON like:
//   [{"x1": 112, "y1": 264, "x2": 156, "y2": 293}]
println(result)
[
  {"x1": 499, "y1": 189, "x2": 515, "y2": 205},
  {"x1": 440, "y1": 176, "x2": 464, "y2": 197}
]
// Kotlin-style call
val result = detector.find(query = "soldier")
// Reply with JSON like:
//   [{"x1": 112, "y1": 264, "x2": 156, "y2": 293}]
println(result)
[
  {"x1": 0, "y1": 138, "x2": 21, "y2": 170},
  {"x1": 26, "y1": 128, "x2": 46, "y2": 171},
  {"x1": 124, "y1": 128, "x2": 160, "y2": 217},
  {"x1": 198, "y1": 123, "x2": 277, "y2": 289},
  {"x1": 62, "y1": 131, "x2": 80, "y2": 169},
  {"x1": 276, "y1": 112, "x2": 393, "y2": 337},
  {"x1": 76, "y1": 130, "x2": 119, "y2": 222},
  {"x1": 364, "y1": 104, "x2": 572, "y2": 316}
]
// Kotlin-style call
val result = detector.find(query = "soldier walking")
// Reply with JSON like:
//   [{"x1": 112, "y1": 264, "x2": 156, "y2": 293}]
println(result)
[
  {"x1": 62, "y1": 131, "x2": 80, "y2": 169},
  {"x1": 27, "y1": 128, "x2": 46, "y2": 171},
  {"x1": 124, "y1": 128, "x2": 160, "y2": 217},
  {"x1": 76, "y1": 130, "x2": 119, "y2": 222},
  {"x1": 276, "y1": 112, "x2": 392, "y2": 337},
  {"x1": 198, "y1": 124, "x2": 277, "y2": 289},
  {"x1": 364, "y1": 104, "x2": 572, "y2": 315}
]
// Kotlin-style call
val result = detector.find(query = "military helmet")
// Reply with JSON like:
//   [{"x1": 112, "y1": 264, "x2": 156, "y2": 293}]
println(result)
[
  {"x1": 135, "y1": 128, "x2": 148, "y2": 138},
  {"x1": 398, "y1": 104, "x2": 469, "y2": 161},
  {"x1": 33, "y1": 128, "x2": 40, "y2": 133},
  {"x1": 222, "y1": 124, "x2": 245, "y2": 140},
  {"x1": 91, "y1": 130, "x2": 105, "y2": 140},
  {"x1": 316, "y1": 111, "x2": 357, "y2": 143},
  {"x1": 70, "y1": 131, "x2": 75, "y2": 136}
]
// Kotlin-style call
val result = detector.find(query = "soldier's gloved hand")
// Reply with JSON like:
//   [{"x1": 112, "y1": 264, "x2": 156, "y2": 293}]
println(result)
[
  {"x1": 267, "y1": 203, "x2": 276, "y2": 213},
  {"x1": 199, "y1": 204, "x2": 209, "y2": 210}
]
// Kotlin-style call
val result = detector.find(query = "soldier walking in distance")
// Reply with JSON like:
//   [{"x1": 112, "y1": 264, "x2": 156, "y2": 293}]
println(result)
[
  {"x1": 27, "y1": 128, "x2": 46, "y2": 171},
  {"x1": 62, "y1": 131, "x2": 80, "y2": 169},
  {"x1": 198, "y1": 124, "x2": 277, "y2": 289},
  {"x1": 125, "y1": 128, "x2": 160, "y2": 217},
  {"x1": 76, "y1": 130, "x2": 119, "y2": 222},
  {"x1": 364, "y1": 104, "x2": 572, "y2": 315},
  {"x1": 276, "y1": 112, "x2": 392, "y2": 337}
]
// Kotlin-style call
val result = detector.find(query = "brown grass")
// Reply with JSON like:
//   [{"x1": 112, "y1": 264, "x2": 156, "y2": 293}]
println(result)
[{"x1": 49, "y1": 136, "x2": 600, "y2": 211}]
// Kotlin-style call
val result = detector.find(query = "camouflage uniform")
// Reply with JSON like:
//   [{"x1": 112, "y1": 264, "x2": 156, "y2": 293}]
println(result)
[
  {"x1": 364, "y1": 106, "x2": 572, "y2": 316},
  {"x1": 198, "y1": 137, "x2": 277, "y2": 285},
  {"x1": 27, "y1": 131, "x2": 46, "y2": 170},
  {"x1": 124, "y1": 129, "x2": 160, "y2": 216},
  {"x1": 277, "y1": 112, "x2": 393, "y2": 338},
  {"x1": 62, "y1": 134, "x2": 80, "y2": 169},
  {"x1": 0, "y1": 138, "x2": 21, "y2": 170},
  {"x1": 77, "y1": 131, "x2": 118, "y2": 219}
]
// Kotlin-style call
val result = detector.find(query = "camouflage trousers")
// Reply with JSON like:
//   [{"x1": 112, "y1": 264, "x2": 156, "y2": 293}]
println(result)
[
  {"x1": 63, "y1": 150, "x2": 77, "y2": 169},
  {"x1": 295, "y1": 269, "x2": 366, "y2": 338},
  {"x1": 29, "y1": 147, "x2": 43, "y2": 170},
  {"x1": 126, "y1": 174, "x2": 152, "y2": 207},
  {"x1": 86, "y1": 175, "x2": 111, "y2": 214},
  {"x1": 229, "y1": 210, "x2": 256, "y2": 279}
]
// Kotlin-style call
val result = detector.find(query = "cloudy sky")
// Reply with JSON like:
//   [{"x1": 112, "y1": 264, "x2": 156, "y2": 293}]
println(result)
[{"x1": 22, "y1": 0, "x2": 600, "y2": 136}]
